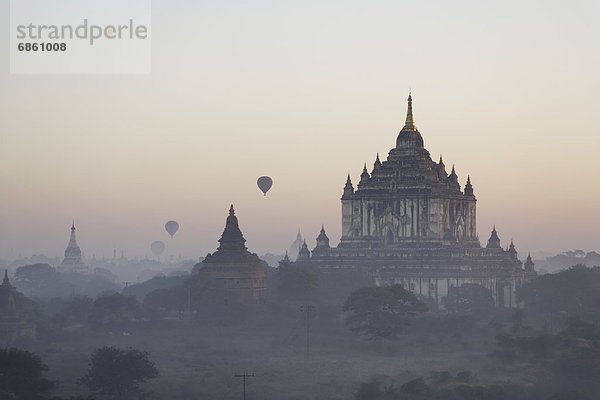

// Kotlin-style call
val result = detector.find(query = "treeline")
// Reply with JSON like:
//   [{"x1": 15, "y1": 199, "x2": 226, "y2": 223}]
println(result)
[
  {"x1": 353, "y1": 318, "x2": 600, "y2": 400},
  {"x1": 0, "y1": 346, "x2": 158, "y2": 400}
]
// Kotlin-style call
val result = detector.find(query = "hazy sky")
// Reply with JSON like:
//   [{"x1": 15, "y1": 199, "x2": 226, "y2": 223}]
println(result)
[{"x1": 1, "y1": 0, "x2": 599, "y2": 261}]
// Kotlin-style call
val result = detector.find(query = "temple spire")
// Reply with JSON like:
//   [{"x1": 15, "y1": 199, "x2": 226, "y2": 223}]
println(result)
[
  {"x1": 343, "y1": 173, "x2": 354, "y2": 196},
  {"x1": 464, "y1": 175, "x2": 474, "y2": 196},
  {"x1": 486, "y1": 225, "x2": 501, "y2": 249},
  {"x1": 403, "y1": 91, "x2": 416, "y2": 130},
  {"x1": 2, "y1": 269, "x2": 9, "y2": 286},
  {"x1": 373, "y1": 153, "x2": 382, "y2": 170},
  {"x1": 359, "y1": 163, "x2": 370, "y2": 186},
  {"x1": 61, "y1": 221, "x2": 86, "y2": 272},
  {"x1": 69, "y1": 221, "x2": 77, "y2": 243},
  {"x1": 218, "y1": 204, "x2": 247, "y2": 251}
]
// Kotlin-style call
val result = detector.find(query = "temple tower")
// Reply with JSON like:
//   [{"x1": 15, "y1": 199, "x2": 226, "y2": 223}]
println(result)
[
  {"x1": 339, "y1": 92, "x2": 478, "y2": 247},
  {"x1": 197, "y1": 205, "x2": 267, "y2": 306},
  {"x1": 59, "y1": 222, "x2": 88, "y2": 273}
]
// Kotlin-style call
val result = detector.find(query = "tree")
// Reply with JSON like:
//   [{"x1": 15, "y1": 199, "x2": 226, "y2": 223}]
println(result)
[
  {"x1": 80, "y1": 347, "x2": 158, "y2": 400},
  {"x1": 0, "y1": 348, "x2": 55, "y2": 400},
  {"x1": 143, "y1": 285, "x2": 188, "y2": 315},
  {"x1": 519, "y1": 265, "x2": 600, "y2": 322},
  {"x1": 53, "y1": 296, "x2": 94, "y2": 327},
  {"x1": 123, "y1": 274, "x2": 187, "y2": 301},
  {"x1": 14, "y1": 263, "x2": 60, "y2": 296},
  {"x1": 355, "y1": 379, "x2": 383, "y2": 400},
  {"x1": 277, "y1": 258, "x2": 318, "y2": 300},
  {"x1": 342, "y1": 284, "x2": 427, "y2": 341},
  {"x1": 443, "y1": 283, "x2": 495, "y2": 315},
  {"x1": 89, "y1": 293, "x2": 142, "y2": 328}
]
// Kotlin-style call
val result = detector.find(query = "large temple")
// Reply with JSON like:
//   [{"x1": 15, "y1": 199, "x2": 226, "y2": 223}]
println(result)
[
  {"x1": 196, "y1": 205, "x2": 268, "y2": 306},
  {"x1": 59, "y1": 222, "x2": 88, "y2": 273},
  {"x1": 300, "y1": 93, "x2": 536, "y2": 307}
]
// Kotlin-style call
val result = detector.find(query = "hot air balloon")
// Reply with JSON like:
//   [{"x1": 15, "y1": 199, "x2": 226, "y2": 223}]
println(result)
[
  {"x1": 257, "y1": 176, "x2": 273, "y2": 196},
  {"x1": 165, "y1": 220, "x2": 179, "y2": 238},
  {"x1": 150, "y1": 241, "x2": 165, "y2": 259}
]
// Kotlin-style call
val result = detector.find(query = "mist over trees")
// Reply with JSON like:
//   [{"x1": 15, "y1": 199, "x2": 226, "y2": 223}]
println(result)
[
  {"x1": 519, "y1": 265, "x2": 600, "y2": 321},
  {"x1": 0, "y1": 348, "x2": 55, "y2": 399},
  {"x1": 3, "y1": 261, "x2": 600, "y2": 399},
  {"x1": 80, "y1": 347, "x2": 158, "y2": 400},
  {"x1": 343, "y1": 285, "x2": 428, "y2": 341}
]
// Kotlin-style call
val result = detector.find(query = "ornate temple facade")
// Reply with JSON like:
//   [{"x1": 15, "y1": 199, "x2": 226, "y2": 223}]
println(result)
[
  {"x1": 301, "y1": 94, "x2": 536, "y2": 307},
  {"x1": 196, "y1": 205, "x2": 267, "y2": 306},
  {"x1": 0, "y1": 270, "x2": 37, "y2": 344},
  {"x1": 59, "y1": 222, "x2": 88, "y2": 273}
]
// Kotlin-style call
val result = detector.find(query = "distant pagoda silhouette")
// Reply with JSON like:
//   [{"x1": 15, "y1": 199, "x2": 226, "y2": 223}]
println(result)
[
  {"x1": 59, "y1": 222, "x2": 88, "y2": 273},
  {"x1": 298, "y1": 93, "x2": 536, "y2": 308},
  {"x1": 288, "y1": 230, "x2": 304, "y2": 261},
  {"x1": 196, "y1": 205, "x2": 267, "y2": 306},
  {"x1": 0, "y1": 270, "x2": 37, "y2": 344}
]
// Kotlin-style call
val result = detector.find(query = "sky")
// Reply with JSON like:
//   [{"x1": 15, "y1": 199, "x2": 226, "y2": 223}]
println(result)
[{"x1": 1, "y1": 0, "x2": 599, "y2": 261}]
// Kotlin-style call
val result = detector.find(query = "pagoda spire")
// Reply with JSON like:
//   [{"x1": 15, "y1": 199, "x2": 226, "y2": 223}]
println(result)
[
  {"x1": 359, "y1": 163, "x2": 370, "y2": 186},
  {"x1": 373, "y1": 153, "x2": 382, "y2": 170},
  {"x1": 448, "y1": 165, "x2": 459, "y2": 185},
  {"x1": 524, "y1": 252, "x2": 535, "y2": 272},
  {"x1": 403, "y1": 91, "x2": 416, "y2": 131},
  {"x1": 464, "y1": 175, "x2": 474, "y2": 196},
  {"x1": 61, "y1": 221, "x2": 86, "y2": 272},
  {"x1": 486, "y1": 225, "x2": 501, "y2": 249},
  {"x1": 217, "y1": 204, "x2": 247, "y2": 252},
  {"x1": 69, "y1": 221, "x2": 77, "y2": 243},
  {"x1": 343, "y1": 173, "x2": 354, "y2": 196},
  {"x1": 2, "y1": 269, "x2": 9, "y2": 286}
]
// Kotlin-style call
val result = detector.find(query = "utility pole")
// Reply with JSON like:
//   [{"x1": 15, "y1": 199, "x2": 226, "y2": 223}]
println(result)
[
  {"x1": 234, "y1": 373, "x2": 254, "y2": 400},
  {"x1": 300, "y1": 305, "x2": 316, "y2": 360}
]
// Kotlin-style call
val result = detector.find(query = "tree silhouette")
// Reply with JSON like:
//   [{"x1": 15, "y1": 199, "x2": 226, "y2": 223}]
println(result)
[
  {"x1": 343, "y1": 284, "x2": 427, "y2": 340},
  {"x1": 277, "y1": 258, "x2": 318, "y2": 300},
  {"x1": 14, "y1": 263, "x2": 59, "y2": 295},
  {"x1": 0, "y1": 348, "x2": 55, "y2": 400},
  {"x1": 519, "y1": 265, "x2": 600, "y2": 321},
  {"x1": 89, "y1": 293, "x2": 141, "y2": 328},
  {"x1": 80, "y1": 347, "x2": 158, "y2": 400},
  {"x1": 443, "y1": 283, "x2": 495, "y2": 315}
]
